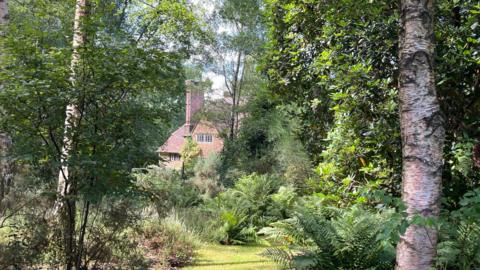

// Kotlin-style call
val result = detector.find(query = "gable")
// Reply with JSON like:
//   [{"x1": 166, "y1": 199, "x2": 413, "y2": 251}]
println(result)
[{"x1": 157, "y1": 125, "x2": 187, "y2": 154}]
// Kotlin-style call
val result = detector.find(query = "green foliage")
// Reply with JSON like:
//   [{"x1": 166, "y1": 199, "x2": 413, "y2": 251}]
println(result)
[
  {"x1": 0, "y1": 0, "x2": 205, "y2": 267},
  {"x1": 437, "y1": 222, "x2": 480, "y2": 270},
  {"x1": 263, "y1": 0, "x2": 480, "y2": 205},
  {"x1": 180, "y1": 137, "x2": 202, "y2": 174},
  {"x1": 204, "y1": 173, "x2": 284, "y2": 245},
  {"x1": 437, "y1": 189, "x2": 480, "y2": 269},
  {"x1": 77, "y1": 198, "x2": 148, "y2": 269},
  {"x1": 226, "y1": 88, "x2": 313, "y2": 189},
  {"x1": 140, "y1": 213, "x2": 200, "y2": 269},
  {"x1": 271, "y1": 186, "x2": 297, "y2": 218},
  {"x1": 191, "y1": 154, "x2": 223, "y2": 199},
  {"x1": 217, "y1": 0, "x2": 265, "y2": 52},
  {"x1": 173, "y1": 207, "x2": 221, "y2": 243},
  {"x1": 261, "y1": 206, "x2": 397, "y2": 270},
  {"x1": 134, "y1": 166, "x2": 200, "y2": 217}
]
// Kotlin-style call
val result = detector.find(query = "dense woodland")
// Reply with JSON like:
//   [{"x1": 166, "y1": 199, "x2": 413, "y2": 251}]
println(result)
[{"x1": 0, "y1": 0, "x2": 479, "y2": 269}]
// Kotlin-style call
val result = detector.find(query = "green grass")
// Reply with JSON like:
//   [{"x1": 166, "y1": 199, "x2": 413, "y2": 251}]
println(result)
[{"x1": 183, "y1": 243, "x2": 281, "y2": 270}]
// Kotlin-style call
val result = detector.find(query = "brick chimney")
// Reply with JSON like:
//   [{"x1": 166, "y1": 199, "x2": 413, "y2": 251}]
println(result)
[{"x1": 185, "y1": 80, "x2": 204, "y2": 136}]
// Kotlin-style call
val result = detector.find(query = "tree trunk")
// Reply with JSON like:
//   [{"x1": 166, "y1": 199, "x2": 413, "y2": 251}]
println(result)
[
  {"x1": 0, "y1": 134, "x2": 11, "y2": 203},
  {"x1": 229, "y1": 51, "x2": 242, "y2": 141},
  {"x1": 395, "y1": 1, "x2": 445, "y2": 269},
  {"x1": 0, "y1": 0, "x2": 13, "y2": 204},
  {"x1": 56, "y1": 0, "x2": 87, "y2": 210},
  {"x1": 0, "y1": 0, "x2": 7, "y2": 26},
  {"x1": 55, "y1": 0, "x2": 88, "y2": 268}
]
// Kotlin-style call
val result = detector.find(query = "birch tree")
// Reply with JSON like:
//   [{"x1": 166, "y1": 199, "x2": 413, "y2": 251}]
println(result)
[
  {"x1": 55, "y1": 0, "x2": 88, "y2": 268},
  {"x1": 214, "y1": 0, "x2": 264, "y2": 140},
  {"x1": 0, "y1": 0, "x2": 12, "y2": 204},
  {"x1": 56, "y1": 0, "x2": 87, "y2": 210},
  {"x1": 396, "y1": 0, "x2": 445, "y2": 269}
]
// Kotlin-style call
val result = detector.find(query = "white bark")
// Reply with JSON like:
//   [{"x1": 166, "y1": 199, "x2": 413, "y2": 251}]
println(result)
[
  {"x1": 54, "y1": 0, "x2": 87, "y2": 213},
  {"x1": 395, "y1": 0, "x2": 445, "y2": 269},
  {"x1": 0, "y1": 0, "x2": 12, "y2": 202}
]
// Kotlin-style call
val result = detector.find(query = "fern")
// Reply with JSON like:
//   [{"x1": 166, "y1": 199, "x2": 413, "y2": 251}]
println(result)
[
  {"x1": 437, "y1": 221, "x2": 480, "y2": 270},
  {"x1": 261, "y1": 206, "x2": 396, "y2": 270},
  {"x1": 261, "y1": 247, "x2": 294, "y2": 268}
]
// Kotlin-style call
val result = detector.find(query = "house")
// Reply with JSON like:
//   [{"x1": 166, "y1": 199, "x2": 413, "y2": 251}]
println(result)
[{"x1": 157, "y1": 80, "x2": 224, "y2": 169}]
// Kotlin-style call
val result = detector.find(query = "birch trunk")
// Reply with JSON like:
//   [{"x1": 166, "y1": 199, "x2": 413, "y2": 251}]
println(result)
[
  {"x1": 0, "y1": 0, "x2": 7, "y2": 28},
  {"x1": 55, "y1": 1, "x2": 87, "y2": 268},
  {"x1": 395, "y1": 0, "x2": 445, "y2": 269},
  {"x1": 0, "y1": 0, "x2": 13, "y2": 204},
  {"x1": 55, "y1": 0, "x2": 87, "y2": 213}
]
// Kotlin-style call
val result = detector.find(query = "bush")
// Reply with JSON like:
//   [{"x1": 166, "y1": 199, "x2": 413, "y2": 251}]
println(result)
[
  {"x1": 1, "y1": 196, "x2": 149, "y2": 270},
  {"x1": 437, "y1": 189, "x2": 480, "y2": 270},
  {"x1": 0, "y1": 209, "x2": 50, "y2": 268},
  {"x1": 174, "y1": 207, "x2": 221, "y2": 243},
  {"x1": 190, "y1": 154, "x2": 223, "y2": 199},
  {"x1": 260, "y1": 206, "x2": 397, "y2": 270},
  {"x1": 139, "y1": 212, "x2": 200, "y2": 269},
  {"x1": 134, "y1": 166, "x2": 200, "y2": 218},
  {"x1": 202, "y1": 173, "x2": 283, "y2": 245}
]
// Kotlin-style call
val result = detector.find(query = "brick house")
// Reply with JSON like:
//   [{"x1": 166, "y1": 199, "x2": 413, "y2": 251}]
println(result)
[{"x1": 157, "y1": 81, "x2": 224, "y2": 169}]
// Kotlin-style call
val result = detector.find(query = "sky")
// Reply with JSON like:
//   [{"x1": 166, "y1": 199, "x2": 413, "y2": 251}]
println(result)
[{"x1": 190, "y1": 0, "x2": 228, "y2": 100}]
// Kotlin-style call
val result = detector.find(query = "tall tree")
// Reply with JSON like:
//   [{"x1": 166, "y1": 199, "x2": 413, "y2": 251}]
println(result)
[
  {"x1": 0, "y1": 0, "x2": 12, "y2": 205},
  {"x1": 55, "y1": 0, "x2": 88, "y2": 268},
  {"x1": 396, "y1": 0, "x2": 445, "y2": 269},
  {"x1": 214, "y1": 0, "x2": 264, "y2": 140}
]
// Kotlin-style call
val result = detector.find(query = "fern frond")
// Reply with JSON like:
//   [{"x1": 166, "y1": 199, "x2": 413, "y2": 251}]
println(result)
[{"x1": 261, "y1": 247, "x2": 294, "y2": 268}]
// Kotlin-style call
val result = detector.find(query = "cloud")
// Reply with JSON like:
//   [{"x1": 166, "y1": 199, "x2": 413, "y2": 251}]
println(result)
[{"x1": 203, "y1": 71, "x2": 226, "y2": 99}]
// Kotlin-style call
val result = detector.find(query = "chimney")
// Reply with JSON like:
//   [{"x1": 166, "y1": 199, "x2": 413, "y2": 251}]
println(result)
[{"x1": 185, "y1": 80, "x2": 204, "y2": 136}]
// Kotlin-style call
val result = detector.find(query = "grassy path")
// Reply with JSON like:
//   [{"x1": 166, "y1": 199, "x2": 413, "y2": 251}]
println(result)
[{"x1": 183, "y1": 244, "x2": 280, "y2": 270}]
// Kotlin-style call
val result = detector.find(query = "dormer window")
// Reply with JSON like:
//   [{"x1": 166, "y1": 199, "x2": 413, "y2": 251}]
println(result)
[
  {"x1": 169, "y1": 153, "x2": 181, "y2": 161},
  {"x1": 196, "y1": 133, "x2": 213, "y2": 143}
]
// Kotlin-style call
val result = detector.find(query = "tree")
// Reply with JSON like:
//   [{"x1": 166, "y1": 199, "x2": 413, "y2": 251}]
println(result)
[
  {"x1": 395, "y1": 1, "x2": 445, "y2": 269},
  {"x1": 180, "y1": 137, "x2": 201, "y2": 178},
  {"x1": 54, "y1": 0, "x2": 88, "y2": 268},
  {"x1": 0, "y1": 0, "x2": 202, "y2": 267},
  {"x1": 213, "y1": 0, "x2": 265, "y2": 140},
  {"x1": 0, "y1": 0, "x2": 12, "y2": 206}
]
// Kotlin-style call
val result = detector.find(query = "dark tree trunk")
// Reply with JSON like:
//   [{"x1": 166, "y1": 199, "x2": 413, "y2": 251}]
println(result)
[{"x1": 395, "y1": 0, "x2": 445, "y2": 269}]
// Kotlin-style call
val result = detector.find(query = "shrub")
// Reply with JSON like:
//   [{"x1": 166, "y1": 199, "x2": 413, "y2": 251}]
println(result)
[
  {"x1": 79, "y1": 199, "x2": 148, "y2": 269},
  {"x1": 134, "y1": 166, "x2": 200, "y2": 217},
  {"x1": 0, "y1": 210, "x2": 50, "y2": 268},
  {"x1": 174, "y1": 207, "x2": 221, "y2": 242},
  {"x1": 139, "y1": 212, "x2": 200, "y2": 269},
  {"x1": 1, "y1": 196, "x2": 149, "y2": 269},
  {"x1": 260, "y1": 206, "x2": 396, "y2": 270},
  {"x1": 203, "y1": 173, "x2": 283, "y2": 245},
  {"x1": 190, "y1": 154, "x2": 223, "y2": 199},
  {"x1": 437, "y1": 189, "x2": 480, "y2": 270}
]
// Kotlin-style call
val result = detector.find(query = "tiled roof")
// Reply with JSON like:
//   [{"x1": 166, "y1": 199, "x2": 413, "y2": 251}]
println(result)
[{"x1": 157, "y1": 125, "x2": 187, "y2": 154}]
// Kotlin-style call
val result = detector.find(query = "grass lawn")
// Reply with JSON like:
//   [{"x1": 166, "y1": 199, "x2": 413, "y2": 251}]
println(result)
[{"x1": 183, "y1": 243, "x2": 281, "y2": 270}]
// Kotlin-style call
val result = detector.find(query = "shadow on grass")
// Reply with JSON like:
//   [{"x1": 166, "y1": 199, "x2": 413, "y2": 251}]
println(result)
[{"x1": 189, "y1": 260, "x2": 270, "y2": 267}]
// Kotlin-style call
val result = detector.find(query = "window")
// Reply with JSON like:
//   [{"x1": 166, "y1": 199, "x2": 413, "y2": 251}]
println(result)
[
  {"x1": 169, "y1": 153, "x2": 181, "y2": 161},
  {"x1": 196, "y1": 133, "x2": 213, "y2": 143}
]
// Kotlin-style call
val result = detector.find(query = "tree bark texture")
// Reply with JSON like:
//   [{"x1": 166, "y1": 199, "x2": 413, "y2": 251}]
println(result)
[
  {"x1": 55, "y1": 0, "x2": 88, "y2": 268},
  {"x1": 0, "y1": 0, "x2": 7, "y2": 25},
  {"x1": 396, "y1": 1, "x2": 445, "y2": 269},
  {"x1": 55, "y1": 0, "x2": 87, "y2": 212},
  {"x1": 0, "y1": 0, "x2": 13, "y2": 204}
]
